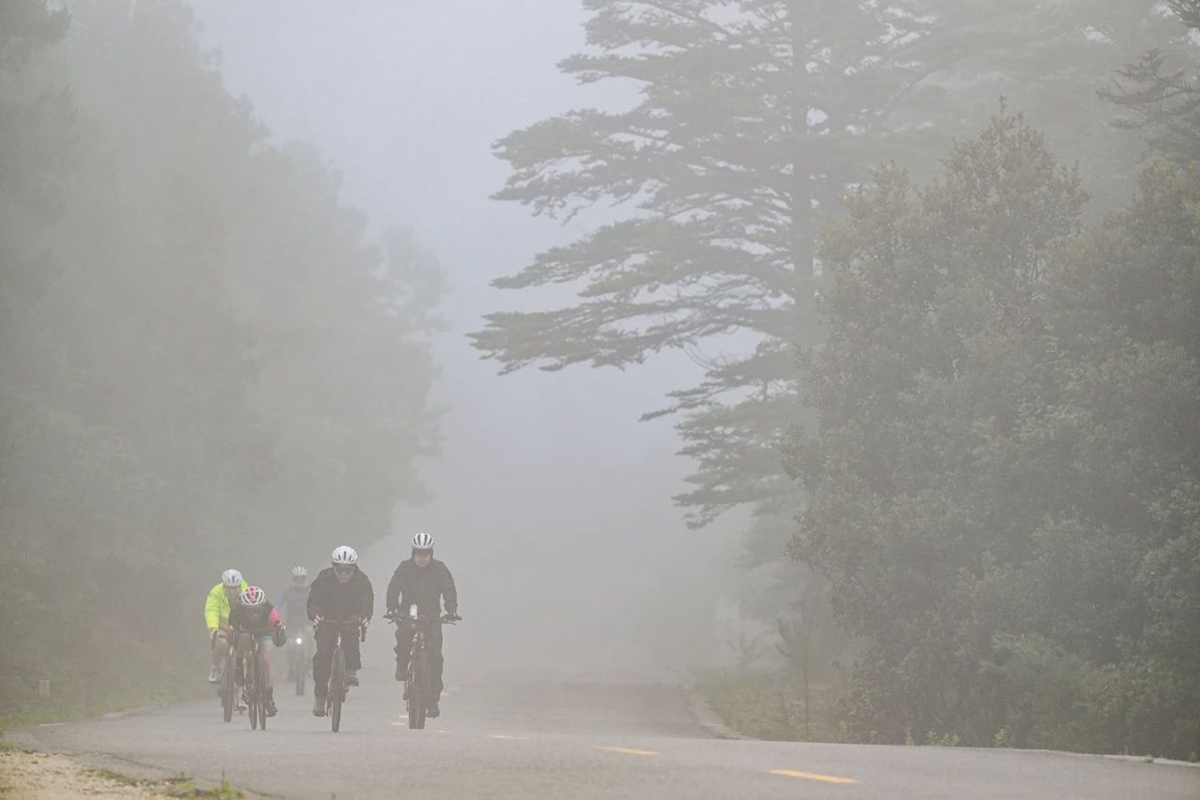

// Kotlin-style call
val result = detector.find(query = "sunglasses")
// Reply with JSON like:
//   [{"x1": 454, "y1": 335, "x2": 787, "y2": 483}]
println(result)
[
  {"x1": 333, "y1": 565, "x2": 355, "y2": 575},
  {"x1": 413, "y1": 549, "x2": 433, "y2": 557}
]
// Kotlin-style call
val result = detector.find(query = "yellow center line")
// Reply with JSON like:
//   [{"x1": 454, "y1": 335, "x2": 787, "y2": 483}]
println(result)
[
  {"x1": 768, "y1": 769, "x2": 857, "y2": 784},
  {"x1": 489, "y1": 734, "x2": 531, "y2": 740},
  {"x1": 597, "y1": 746, "x2": 660, "y2": 756}
]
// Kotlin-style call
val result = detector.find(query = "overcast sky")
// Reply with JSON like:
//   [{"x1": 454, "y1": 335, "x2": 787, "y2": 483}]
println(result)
[{"x1": 189, "y1": 1, "x2": 738, "y2": 671}]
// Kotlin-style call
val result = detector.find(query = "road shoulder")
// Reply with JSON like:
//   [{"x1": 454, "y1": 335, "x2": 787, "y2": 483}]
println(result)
[{"x1": 0, "y1": 740, "x2": 249, "y2": 799}]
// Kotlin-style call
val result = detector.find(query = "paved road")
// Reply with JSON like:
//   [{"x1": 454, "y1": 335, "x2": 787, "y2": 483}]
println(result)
[{"x1": 11, "y1": 668, "x2": 1199, "y2": 799}]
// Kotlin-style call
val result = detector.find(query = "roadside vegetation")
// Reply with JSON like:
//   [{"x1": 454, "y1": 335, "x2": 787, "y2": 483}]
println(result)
[
  {"x1": 0, "y1": 2, "x2": 442, "y2": 726},
  {"x1": 484, "y1": 0, "x2": 1200, "y2": 760}
]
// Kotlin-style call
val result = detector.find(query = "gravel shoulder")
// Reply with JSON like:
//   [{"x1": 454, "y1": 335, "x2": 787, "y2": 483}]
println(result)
[{"x1": 0, "y1": 745, "x2": 242, "y2": 799}]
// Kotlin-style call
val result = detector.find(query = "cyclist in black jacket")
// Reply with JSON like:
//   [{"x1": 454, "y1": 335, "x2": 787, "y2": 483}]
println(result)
[
  {"x1": 387, "y1": 532, "x2": 458, "y2": 717},
  {"x1": 308, "y1": 545, "x2": 373, "y2": 717}
]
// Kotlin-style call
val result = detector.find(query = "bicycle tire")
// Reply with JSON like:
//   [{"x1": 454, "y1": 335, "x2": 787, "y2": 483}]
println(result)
[
  {"x1": 330, "y1": 647, "x2": 345, "y2": 733},
  {"x1": 409, "y1": 650, "x2": 428, "y2": 729},
  {"x1": 294, "y1": 648, "x2": 306, "y2": 696},
  {"x1": 248, "y1": 658, "x2": 259, "y2": 731},
  {"x1": 221, "y1": 653, "x2": 235, "y2": 723},
  {"x1": 256, "y1": 657, "x2": 267, "y2": 731}
]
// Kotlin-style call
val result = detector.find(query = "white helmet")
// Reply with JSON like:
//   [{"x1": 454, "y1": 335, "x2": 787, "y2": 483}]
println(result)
[
  {"x1": 331, "y1": 545, "x2": 358, "y2": 565},
  {"x1": 222, "y1": 569, "x2": 243, "y2": 587},
  {"x1": 240, "y1": 586, "x2": 266, "y2": 608},
  {"x1": 292, "y1": 566, "x2": 308, "y2": 577},
  {"x1": 412, "y1": 532, "x2": 434, "y2": 550}
]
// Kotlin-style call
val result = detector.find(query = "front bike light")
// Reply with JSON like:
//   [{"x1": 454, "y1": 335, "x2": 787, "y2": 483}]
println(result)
[{"x1": 295, "y1": 638, "x2": 302, "y2": 645}]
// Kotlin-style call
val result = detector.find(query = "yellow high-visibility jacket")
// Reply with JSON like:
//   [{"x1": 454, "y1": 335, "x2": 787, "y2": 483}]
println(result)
[{"x1": 204, "y1": 580, "x2": 249, "y2": 630}]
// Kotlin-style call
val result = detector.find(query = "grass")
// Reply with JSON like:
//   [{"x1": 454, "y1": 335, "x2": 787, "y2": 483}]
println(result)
[
  {"x1": 696, "y1": 668, "x2": 844, "y2": 742},
  {"x1": 84, "y1": 768, "x2": 244, "y2": 798},
  {"x1": 0, "y1": 680, "x2": 210, "y2": 735},
  {"x1": 165, "y1": 777, "x2": 244, "y2": 799},
  {"x1": 86, "y1": 767, "x2": 144, "y2": 786}
]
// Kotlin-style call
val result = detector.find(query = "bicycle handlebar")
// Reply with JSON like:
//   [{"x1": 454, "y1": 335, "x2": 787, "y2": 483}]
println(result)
[
  {"x1": 384, "y1": 612, "x2": 460, "y2": 625},
  {"x1": 313, "y1": 617, "x2": 368, "y2": 642},
  {"x1": 231, "y1": 627, "x2": 278, "y2": 636}
]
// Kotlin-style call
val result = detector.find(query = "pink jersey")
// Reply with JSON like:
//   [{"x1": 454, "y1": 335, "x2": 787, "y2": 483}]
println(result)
[{"x1": 228, "y1": 601, "x2": 283, "y2": 632}]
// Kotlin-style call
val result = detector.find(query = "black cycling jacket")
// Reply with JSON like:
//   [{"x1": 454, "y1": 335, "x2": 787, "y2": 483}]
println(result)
[
  {"x1": 386, "y1": 558, "x2": 457, "y2": 617},
  {"x1": 307, "y1": 566, "x2": 374, "y2": 622}
]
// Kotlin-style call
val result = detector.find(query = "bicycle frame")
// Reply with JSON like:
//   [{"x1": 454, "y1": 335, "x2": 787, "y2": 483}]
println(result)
[
  {"x1": 386, "y1": 612, "x2": 457, "y2": 730},
  {"x1": 235, "y1": 627, "x2": 272, "y2": 731}
]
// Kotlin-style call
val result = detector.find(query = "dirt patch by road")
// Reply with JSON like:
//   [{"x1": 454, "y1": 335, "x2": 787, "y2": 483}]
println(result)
[{"x1": 0, "y1": 746, "x2": 240, "y2": 799}]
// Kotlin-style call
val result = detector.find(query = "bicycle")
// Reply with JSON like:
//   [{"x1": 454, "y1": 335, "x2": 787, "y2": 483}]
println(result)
[
  {"x1": 317, "y1": 619, "x2": 364, "y2": 733},
  {"x1": 286, "y1": 625, "x2": 313, "y2": 696},
  {"x1": 236, "y1": 628, "x2": 272, "y2": 731},
  {"x1": 386, "y1": 609, "x2": 459, "y2": 729},
  {"x1": 214, "y1": 631, "x2": 243, "y2": 723}
]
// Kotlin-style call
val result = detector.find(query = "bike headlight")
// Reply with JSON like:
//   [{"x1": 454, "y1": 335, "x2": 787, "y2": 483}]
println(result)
[{"x1": 295, "y1": 638, "x2": 303, "y2": 644}]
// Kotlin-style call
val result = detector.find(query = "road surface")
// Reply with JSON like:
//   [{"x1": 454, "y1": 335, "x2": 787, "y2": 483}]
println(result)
[{"x1": 10, "y1": 669, "x2": 1198, "y2": 799}]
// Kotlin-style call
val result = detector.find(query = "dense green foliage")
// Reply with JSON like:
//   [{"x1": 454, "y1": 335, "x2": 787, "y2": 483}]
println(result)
[
  {"x1": 480, "y1": 0, "x2": 1199, "y2": 757},
  {"x1": 0, "y1": 1, "x2": 440, "y2": 719},
  {"x1": 784, "y1": 109, "x2": 1199, "y2": 757}
]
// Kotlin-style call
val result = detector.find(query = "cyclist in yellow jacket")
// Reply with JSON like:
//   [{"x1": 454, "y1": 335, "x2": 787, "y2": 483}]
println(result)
[{"x1": 206, "y1": 568, "x2": 248, "y2": 683}]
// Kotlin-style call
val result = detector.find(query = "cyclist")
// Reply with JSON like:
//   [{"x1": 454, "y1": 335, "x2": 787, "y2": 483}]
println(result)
[
  {"x1": 308, "y1": 545, "x2": 374, "y2": 717},
  {"x1": 277, "y1": 566, "x2": 312, "y2": 681},
  {"x1": 228, "y1": 586, "x2": 286, "y2": 717},
  {"x1": 205, "y1": 568, "x2": 248, "y2": 683},
  {"x1": 386, "y1": 532, "x2": 458, "y2": 718}
]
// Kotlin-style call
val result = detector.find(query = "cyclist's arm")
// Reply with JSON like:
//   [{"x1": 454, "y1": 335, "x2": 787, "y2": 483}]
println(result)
[
  {"x1": 359, "y1": 575, "x2": 374, "y2": 622},
  {"x1": 204, "y1": 585, "x2": 223, "y2": 630},
  {"x1": 306, "y1": 575, "x2": 322, "y2": 620},
  {"x1": 386, "y1": 566, "x2": 403, "y2": 613},
  {"x1": 441, "y1": 564, "x2": 458, "y2": 616}
]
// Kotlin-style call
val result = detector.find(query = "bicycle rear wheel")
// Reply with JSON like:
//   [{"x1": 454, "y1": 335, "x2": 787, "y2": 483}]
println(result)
[
  {"x1": 330, "y1": 647, "x2": 345, "y2": 733},
  {"x1": 221, "y1": 654, "x2": 235, "y2": 723}
]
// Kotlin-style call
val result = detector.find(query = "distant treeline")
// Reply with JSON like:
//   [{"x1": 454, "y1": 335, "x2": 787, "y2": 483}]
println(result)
[
  {"x1": 0, "y1": 2, "x2": 441, "y2": 720},
  {"x1": 475, "y1": 1, "x2": 1200, "y2": 759}
]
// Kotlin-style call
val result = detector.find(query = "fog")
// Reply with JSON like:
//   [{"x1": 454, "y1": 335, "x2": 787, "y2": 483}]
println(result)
[
  {"x1": 3, "y1": 0, "x2": 1197, "y2": 764},
  {"x1": 189, "y1": 0, "x2": 738, "y2": 673}
]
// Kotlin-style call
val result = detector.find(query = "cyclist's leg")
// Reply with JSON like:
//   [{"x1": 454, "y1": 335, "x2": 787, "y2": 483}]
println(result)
[
  {"x1": 312, "y1": 624, "x2": 335, "y2": 694},
  {"x1": 429, "y1": 624, "x2": 445, "y2": 700},
  {"x1": 258, "y1": 637, "x2": 274, "y2": 689},
  {"x1": 394, "y1": 626, "x2": 414, "y2": 679},
  {"x1": 343, "y1": 629, "x2": 362, "y2": 672},
  {"x1": 234, "y1": 632, "x2": 254, "y2": 685},
  {"x1": 211, "y1": 629, "x2": 231, "y2": 667}
]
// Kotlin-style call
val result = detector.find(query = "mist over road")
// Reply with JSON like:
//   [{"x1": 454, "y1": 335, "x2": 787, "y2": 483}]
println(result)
[{"x1": 12, "y1": 668, "x2": 1197, "y2": 799}]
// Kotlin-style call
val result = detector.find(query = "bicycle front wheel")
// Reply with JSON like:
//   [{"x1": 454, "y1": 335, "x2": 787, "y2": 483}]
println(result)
[
  {"x1": 293, "y1": 648, "x2": 306, "y2": 696},
  {"x1": 221, "y1": 654, "x2": 235, "y2": 723},
  {"x1": 330, "y1": 647, "x2": 345, "y2": 733},
  {"x1": 255, "y1": 658, "x2": 267, "y2": 731},
  {"x1": 409, "y1": 650, "x2": 428, "y2": 730},
  {"x1": 248, "y1": 667, "x2": 259, "y2": 731}
]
